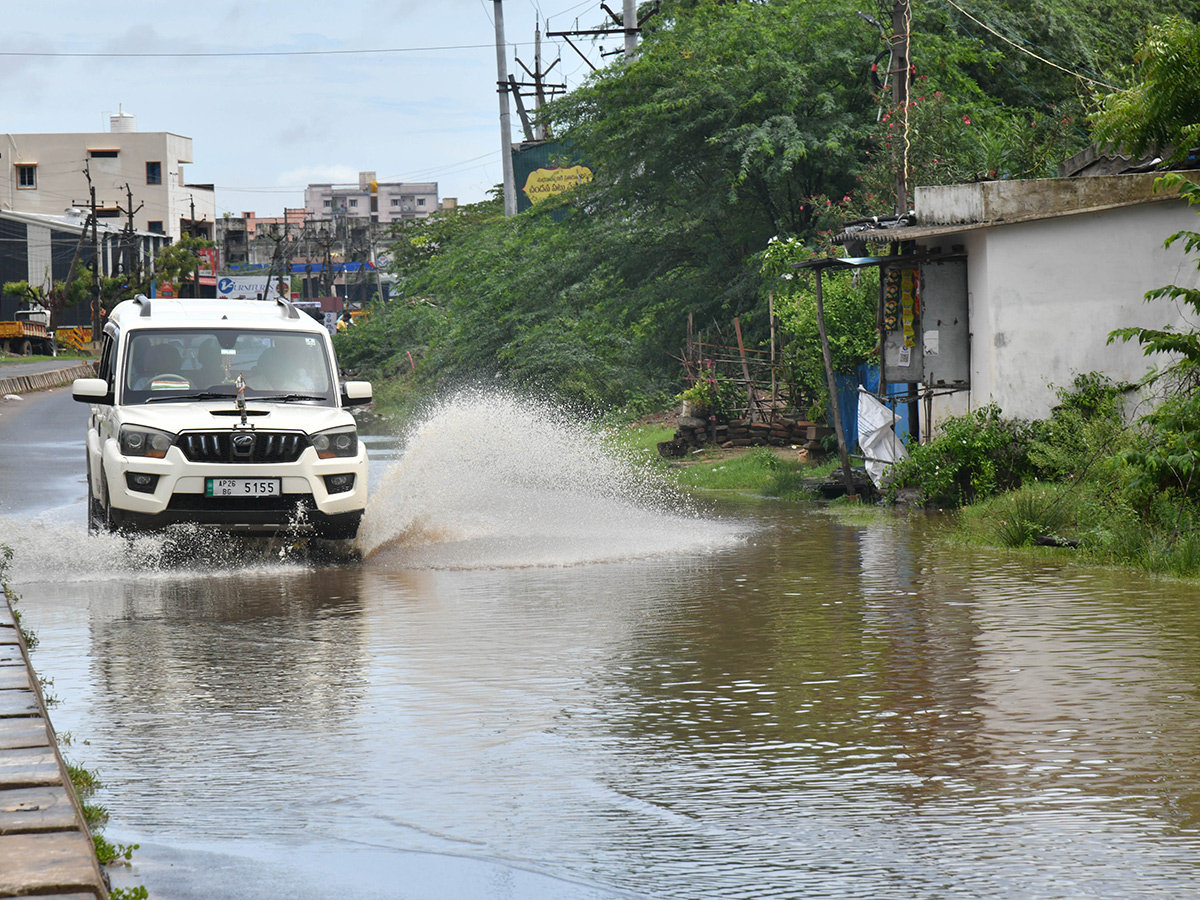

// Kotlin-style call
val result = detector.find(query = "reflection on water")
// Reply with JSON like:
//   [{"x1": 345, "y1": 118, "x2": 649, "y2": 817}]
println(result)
[
  {"x1": 11, "y1": 390, "x2": 1200, "y2": 897},
  {"x1": 19, "y1": 505, "x2": 1200, "y2": 899}
]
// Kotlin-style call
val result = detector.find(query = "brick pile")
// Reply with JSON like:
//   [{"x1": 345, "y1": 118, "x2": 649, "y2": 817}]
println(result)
[{"x1": 668, "y1": 415, "x2": 834, "y2": 452}]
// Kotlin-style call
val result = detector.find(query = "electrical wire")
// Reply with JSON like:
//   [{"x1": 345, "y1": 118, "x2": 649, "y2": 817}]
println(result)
[
  {"x1": 0, "y1": 42, "x2": 513, "y2": 59},
  {"x1": 940, "y1": 0, "x2": 1119, "y2": 90}
]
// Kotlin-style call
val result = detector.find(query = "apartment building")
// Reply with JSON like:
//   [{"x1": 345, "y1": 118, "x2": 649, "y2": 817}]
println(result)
[
  {"x1": 303, "y1": 172, "x2": 439, "y2": 224},
  {"x1": 0, "y1": 113, "x2": 215, "y2": 241}
]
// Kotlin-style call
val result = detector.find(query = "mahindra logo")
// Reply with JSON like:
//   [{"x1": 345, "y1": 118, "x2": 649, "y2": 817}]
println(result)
[{"x1": 231, "y1": 432, "x2": 256, "y2": 457}]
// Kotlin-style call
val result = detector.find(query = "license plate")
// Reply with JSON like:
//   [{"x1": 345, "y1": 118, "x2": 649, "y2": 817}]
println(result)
[{"x1": 205, "y1": 478, "x2": 280, "y2": 497}]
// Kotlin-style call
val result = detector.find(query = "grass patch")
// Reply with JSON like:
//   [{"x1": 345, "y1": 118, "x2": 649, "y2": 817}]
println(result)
[
  {"x1": 0, "y1": 352, "x2": 91, "y2": 365},
  {"x1": 675, "y1": 446, "x2": 815, "y2": 497}
]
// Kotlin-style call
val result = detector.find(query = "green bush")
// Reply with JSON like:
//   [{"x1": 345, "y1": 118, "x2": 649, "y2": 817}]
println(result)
[
  {"x1": 1028, "y1": 373, "x2": 1134, "y2": 483},
  {"x1": 886, "y1": 404, "x2": 1038, "y2": 507}
]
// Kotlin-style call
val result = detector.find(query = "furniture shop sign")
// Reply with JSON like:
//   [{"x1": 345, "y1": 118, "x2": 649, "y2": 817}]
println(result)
[{"x1": 216, "y1": 276, "x2": 287, "y2": 301}]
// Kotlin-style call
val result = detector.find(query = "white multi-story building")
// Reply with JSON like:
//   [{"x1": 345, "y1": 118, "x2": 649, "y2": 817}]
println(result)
[
  {"x1": 303, "y1": 172, "x2": 439, "y2": 225},
  {"x1": 0, "y1": 112, "x2": 215, "y2": 242}
]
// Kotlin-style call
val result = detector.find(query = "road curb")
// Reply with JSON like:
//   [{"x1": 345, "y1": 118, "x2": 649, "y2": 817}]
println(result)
[
  {"x1": 0, "y1": 600, "x2": 109, "y2": 898},
  {"x1": 0, "y1": 363, "x2": 97, "y2": 396}
]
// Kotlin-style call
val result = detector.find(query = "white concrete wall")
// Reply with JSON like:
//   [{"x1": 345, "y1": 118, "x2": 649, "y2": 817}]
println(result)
[
  {"x1": 2, "y1": 132, "x2": 212, "y2": 240},
  {"x1": 927, "y1": 198, "x2": 1200, "y2": 428}
]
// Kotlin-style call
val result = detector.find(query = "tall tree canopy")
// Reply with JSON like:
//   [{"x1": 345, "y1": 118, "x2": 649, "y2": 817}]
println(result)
[
  {"x1": 1092, "y1": 16, "x2": 1200, "y2": 162},
  {"x1": 347, "y1": 0, "x2": 1197, "y2": 414}
]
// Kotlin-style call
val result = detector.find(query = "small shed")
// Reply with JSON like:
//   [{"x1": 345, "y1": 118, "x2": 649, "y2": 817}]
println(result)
[{"x1": 840, "y1": 172, "x2": 1200, "y2": 432}]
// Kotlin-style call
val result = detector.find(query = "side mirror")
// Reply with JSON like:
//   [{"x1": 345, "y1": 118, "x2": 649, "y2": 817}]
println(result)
[
  {"x1": 341, "y1": 380, "x2": 372, "y2": 407},
  {"x1": 72, "y1": 377, "x2": 113, "y2": 405}
]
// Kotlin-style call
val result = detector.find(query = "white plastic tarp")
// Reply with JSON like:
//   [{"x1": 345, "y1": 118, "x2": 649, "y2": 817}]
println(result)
[{"x1": 857, "y1": 387, "x2": 908, "y2": 488}]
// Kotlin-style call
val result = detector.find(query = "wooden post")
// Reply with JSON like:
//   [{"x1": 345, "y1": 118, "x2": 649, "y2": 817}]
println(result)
[
  {"x1": 768, "y1": 292, "x2": 777, "y2": 411},
  {"x1": 815, "y1": 269, "x2": 857, "y2": 497},
  {"x1": 733, "y1": 316, "x2": 755, "y2": 423}
]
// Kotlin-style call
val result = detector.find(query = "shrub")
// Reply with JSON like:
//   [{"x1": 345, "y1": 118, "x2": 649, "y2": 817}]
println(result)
[
  {"x1": 886, "y1": 404, "x2": 1038, "y2": 507},
  {"x1": 1028, "y1": 373, "x2": 1134, "y2": 483}
]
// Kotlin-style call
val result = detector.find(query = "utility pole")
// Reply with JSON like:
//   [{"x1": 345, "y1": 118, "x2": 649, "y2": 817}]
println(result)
[
  {"x1": 83, "y1": 163, "x2": 101, "y2": 338},
  {"x1": 367, "y1": 225, "x2": 385, "y2": 305},
  {"x1": 550, "y1": 3, "x2": 657, "y2": 70},
  {"x1": 493, "y1": 0, "x2": 518, "y2": 217},
  {"x1": 891, "y1": 0, "x2": 911, "y2": 215},
  {"x1": 623, "y1": 0, "x2": 637, "y2": 57},
  {"x1": 514, "y1": 25, "x2": 565, "y2": 142},
  {"x1": 120, "y1": 183, "x2": 143, "y2": 286},
  {"x1": 535, "y1": 27, "x2": 549, "y2": 136}
]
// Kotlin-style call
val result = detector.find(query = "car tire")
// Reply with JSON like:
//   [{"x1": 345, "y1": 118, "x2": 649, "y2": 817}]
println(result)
[
  {"x1": 86, "y1": 464, "x2": 104, "y2": 533},
  {"x1": 98, "y1": 465, "x2": 126, "y2": 533}
]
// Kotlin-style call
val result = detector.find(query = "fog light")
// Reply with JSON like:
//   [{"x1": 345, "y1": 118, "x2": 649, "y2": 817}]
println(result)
[
  {"x1": 323, "y1": 473, "x2": 355, "y2": 494},
  {"x1": 125, "y1": 472, "x2": 160, "y2": 494}
]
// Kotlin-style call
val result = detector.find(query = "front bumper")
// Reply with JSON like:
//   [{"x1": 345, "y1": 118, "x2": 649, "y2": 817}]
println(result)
[{"x1": 102, "y1": 440, "x2": 368, "y2": 536}]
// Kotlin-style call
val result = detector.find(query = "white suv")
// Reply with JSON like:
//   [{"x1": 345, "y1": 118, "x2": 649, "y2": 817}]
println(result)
[{"x1": 73, "y1": 295, "x2": 372, "y2": 540}]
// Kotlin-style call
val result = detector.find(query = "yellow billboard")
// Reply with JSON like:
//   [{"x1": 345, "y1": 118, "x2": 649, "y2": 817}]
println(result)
[{"x1": 520, "y1": 165, "x2": 594, "y2": 206}]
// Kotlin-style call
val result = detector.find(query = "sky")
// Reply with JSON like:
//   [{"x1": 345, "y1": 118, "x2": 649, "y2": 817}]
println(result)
[{"x1": 5, "y1": 0, "x2": 614, "y2": 219}]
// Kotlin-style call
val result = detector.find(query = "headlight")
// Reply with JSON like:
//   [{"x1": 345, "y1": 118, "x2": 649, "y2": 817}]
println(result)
[
  {"x1": 119, "y1": 425, "x2": 175, "y2": 458},
  {"x1": 312, "y1": 426, "x2": 358, "y2": 459}
]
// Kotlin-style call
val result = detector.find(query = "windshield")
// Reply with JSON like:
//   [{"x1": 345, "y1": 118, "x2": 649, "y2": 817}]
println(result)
[{"x1": 121, "y1": 328, "x2": 336, "y2": 405}]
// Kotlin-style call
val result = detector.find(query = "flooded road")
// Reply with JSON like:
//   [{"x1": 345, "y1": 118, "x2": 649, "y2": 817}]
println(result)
[{"x1": 5, "y1": 389, "x2": 1200, "y2": 898}]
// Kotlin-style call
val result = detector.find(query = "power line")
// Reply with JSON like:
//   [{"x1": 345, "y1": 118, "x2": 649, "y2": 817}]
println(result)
[
  {"x1": 0, "y1": 42, "x2": 504, "y2": 59},
  {"x1": 940, "y1": 0, "x2": 1119, "y2": 90}
]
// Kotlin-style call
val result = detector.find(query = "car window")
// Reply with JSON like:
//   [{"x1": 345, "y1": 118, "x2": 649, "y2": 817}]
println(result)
[{"x1": 122, "y1": 329, "x2": 335, "y2": 404}]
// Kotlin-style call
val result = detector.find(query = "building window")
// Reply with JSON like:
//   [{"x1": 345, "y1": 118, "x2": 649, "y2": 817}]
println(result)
[
  {"x1": 146, "y1": 161, "x2": 162, "y2": 185},
  {"x1": 16, "y1": 165, "x2": 36, "y2": 189},
  {"x1": 417, "y1": 198, "x2": 426, "y2": 207},
  {"x1": 391, "y1": 198, "x2": 400, "y2": 207},
  {"x1": 147, "y1": 221, "x2": 164, "y2": 234},
  {"x1": 348, "y1": 198, "x2": 358, "y2": 208},
  {"x1": 89, "y1": 149, "x2": 119, "y2": 158},
  {"x1": 323, "y1": 199, "x2": 331, "y2": 208}
]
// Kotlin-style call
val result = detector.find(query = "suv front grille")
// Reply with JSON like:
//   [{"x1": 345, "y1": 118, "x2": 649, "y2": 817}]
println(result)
[{"x1": 178, "y1": 430, "x2": 308, "y2": 464}]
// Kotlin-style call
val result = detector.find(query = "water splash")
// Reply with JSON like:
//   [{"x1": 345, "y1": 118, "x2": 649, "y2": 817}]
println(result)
[
  {"x1": 357, "y1": 389, "x2": 746, "y2": 569},
  {"x1": 0, "y1": 517, "x2": 321, "y2": 586}
]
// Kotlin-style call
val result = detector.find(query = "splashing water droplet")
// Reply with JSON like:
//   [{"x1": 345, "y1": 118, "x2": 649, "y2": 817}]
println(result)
[{"x1": 357, "y1": 390, "x2": 745, "y2": 569}]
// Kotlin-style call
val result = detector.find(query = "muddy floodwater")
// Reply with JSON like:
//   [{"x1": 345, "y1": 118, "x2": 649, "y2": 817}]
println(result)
[{"x1": 7, "y1": 392, "x2": 1200, "y2": 898}]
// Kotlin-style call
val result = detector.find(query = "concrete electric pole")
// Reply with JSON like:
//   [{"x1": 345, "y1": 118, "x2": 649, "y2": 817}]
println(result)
[
  {"x1": 624, "y1": 0, "x2": 638, "y2": 57},
  {"x1": 493, "y1": 0, "x2": 518, "y2": 217}
]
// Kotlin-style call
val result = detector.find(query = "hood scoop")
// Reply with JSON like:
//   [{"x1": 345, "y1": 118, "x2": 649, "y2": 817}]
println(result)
[{"x1": 210, "y1": 409, "x2": 270, "y2": 417}]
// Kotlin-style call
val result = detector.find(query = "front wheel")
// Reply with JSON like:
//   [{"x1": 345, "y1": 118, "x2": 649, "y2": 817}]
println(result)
[
  {"x1": 86, "y1": 465, "x2": 104, "y2": 534},
  {"x1": 96, "y1": 465, "x2": 128, "y2": 533}
]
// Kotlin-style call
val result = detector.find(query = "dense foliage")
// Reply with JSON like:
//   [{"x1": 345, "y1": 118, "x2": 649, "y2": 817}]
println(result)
[
  {"x1": 1092, "y1": 16, "x2": 1200, "y2": 163},
  {"x1": 338, "y1": 0, "x2": 1193, "y2": 417},
  {"x1": 761, "y1": 236, "x2": 879, "y2": 418}
]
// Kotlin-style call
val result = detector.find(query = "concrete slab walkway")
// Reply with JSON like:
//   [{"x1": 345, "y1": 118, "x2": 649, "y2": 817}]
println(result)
[{"x1": 0, "y1": 601, "x2": 108, "y2": 898}]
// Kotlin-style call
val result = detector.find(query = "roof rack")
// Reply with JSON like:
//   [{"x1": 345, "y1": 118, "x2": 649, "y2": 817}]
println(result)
[
  {"x1": 275, "y1": 297, "x2": 300, "y2": 319},
  {"x1": 132, "y1": 294, "x2": 152, "y2": 317}
]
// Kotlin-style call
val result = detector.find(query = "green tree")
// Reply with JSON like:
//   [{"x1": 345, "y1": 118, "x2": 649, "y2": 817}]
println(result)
[
  {"x1": 1108, "y1": 173, "x2": 1200, "y2": 512},
  {"x1": 761, "y1": 236, "x2": 878, "y2": 420},
  {"x1": 342, "y1": 0, "x2": 1190, "y2": 416},
  {"x1": 152, "y1": 235, "x2": 216, "y2": 294},
  {"x1": 1092, "y1": 16, "x2": 1200, "y2": 163}
]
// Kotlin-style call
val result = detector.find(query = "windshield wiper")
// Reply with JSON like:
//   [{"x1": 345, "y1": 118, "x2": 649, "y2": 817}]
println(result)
[
  {"x1": 145, "y1": 391, "x2": 236, "y2": 403},
  {"x1": 252, "y1": 393, "x2": 327, "y2": 402}
]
